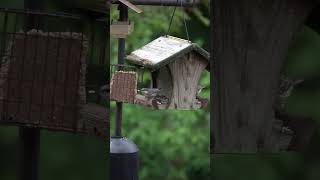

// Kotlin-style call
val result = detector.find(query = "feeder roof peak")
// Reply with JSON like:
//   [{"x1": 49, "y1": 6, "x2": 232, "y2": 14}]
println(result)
[{"x1": 126, "y1": 35, "x2": 210, "y2": 69}]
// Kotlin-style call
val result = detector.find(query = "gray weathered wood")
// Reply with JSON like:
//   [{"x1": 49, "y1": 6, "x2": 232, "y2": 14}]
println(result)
[
  {"x1": 126, "y1": 36, "x2": 209, "y2": 70},
  {"x1": 154, "y1": 52, "x2": 208, "y2": 109},
  {"x1": 110, "y1": 21, "x2": 134, "y2": 38},
  {"x1": 167, "y1": 52, "x2": 207, "y2": 109},
  {"x1": 211, "y1": 0, "x2": 317, "y2": 153}
]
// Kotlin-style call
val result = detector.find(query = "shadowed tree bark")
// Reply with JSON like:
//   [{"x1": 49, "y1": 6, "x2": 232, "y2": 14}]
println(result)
[{"x1": 211, "y1": 0, "x2": 319, "y2": 153}]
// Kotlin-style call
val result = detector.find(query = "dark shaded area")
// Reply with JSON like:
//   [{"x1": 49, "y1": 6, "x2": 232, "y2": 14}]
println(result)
[
  {"x1": 0, "y1": 1, "x2": 109, "y2": 180},
  {"x1": 211, "y1": 0, "x2": 320, "y2": 179},
  {"x1": 306, "y1": 6, "x2": 320, "y2": 34}
]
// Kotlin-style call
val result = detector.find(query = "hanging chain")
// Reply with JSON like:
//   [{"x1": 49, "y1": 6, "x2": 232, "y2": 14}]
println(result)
[
  {"x1": 166, "y1": 0, "x2": 191, "y2": 42},
  {"x1": 181, "y1": 0, "x2": 190, "y2": 41},
  {"x1": 166, "y1": 0, "x2": 178, "y2": 36}
]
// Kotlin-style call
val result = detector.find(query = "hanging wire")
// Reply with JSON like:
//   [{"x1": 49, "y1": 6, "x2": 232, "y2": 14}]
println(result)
[
  {"x1": 166, "y1": 0, "x2": 178, "y2": 36},
  {"x1": 166, "y1": 0, "x2": 190, "y2": 42},
  {"x1": 181, "y1": 0, "x2": 190, "y2": 42}
]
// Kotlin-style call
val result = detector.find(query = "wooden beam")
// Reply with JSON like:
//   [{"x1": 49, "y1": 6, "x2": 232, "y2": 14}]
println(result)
[
  {"x1": 112, "y1": 0, "x2": 200, "y2": 7},
  {"x1": 211, "y1": 0, "x2": 317, "y2": 153}
]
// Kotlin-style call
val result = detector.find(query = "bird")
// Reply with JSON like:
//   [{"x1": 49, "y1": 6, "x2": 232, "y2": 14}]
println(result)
[
  {"x1": 197, "y1": 85, "x2": 206, "y2": 94},
  {"x1": 278, "y1": 76, "x2": 304, "y2": 99},
  {"x1": 99, "y1": 85, "x2": 110, "y2": 100},
  {"x1": 272, "y1": 119, "x2": 294, "y2": 135},
  {"x1": 276, "y1": 76, "x2": 304, "y2": 109},
  {"x1": 139, "y1": 88, "x2": 161, "y2": 99},
  {"x1": 154, "y1": 95, "x2": 169, "y2": 105},
  {"x1": 271, "y1": 75, "x2": 305, "y2": 147}
]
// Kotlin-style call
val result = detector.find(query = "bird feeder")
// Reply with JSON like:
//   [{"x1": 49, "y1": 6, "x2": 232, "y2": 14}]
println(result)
[
  {"x1": 110, "y1": 36, "x2": 209, "y2": 110},
  {"x1": 0, "y1": 9, "x2": 108, "y2": 138}
]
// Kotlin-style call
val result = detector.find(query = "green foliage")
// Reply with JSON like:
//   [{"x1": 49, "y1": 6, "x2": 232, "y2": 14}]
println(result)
[
  {"x1": 284, "y1": 27, "x2": 320, "y2": 124},
  {"x1": 110, "y1": 2, "x2": 210, "y2": 180}
]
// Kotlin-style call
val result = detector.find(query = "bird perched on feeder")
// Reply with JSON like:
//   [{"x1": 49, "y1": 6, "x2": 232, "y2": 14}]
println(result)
[
  {"x1": 154, "y1": 95, "x2": 169, "y2": 105},
  {"x1": 140, "y1": 88, "x2": 161, "y2": 99},
  {"x1": 197, "y1": 85, "x2": 206, "y2": 94},
  {"x1": 277, "y1": 75, "x2": 304, "y2": 109},
  {"x1": 99, "y1": 85, "x2": 110, "y2": 100},
  {"x1": 272, "y1": 75, "x2": 305, "y2": 147}
]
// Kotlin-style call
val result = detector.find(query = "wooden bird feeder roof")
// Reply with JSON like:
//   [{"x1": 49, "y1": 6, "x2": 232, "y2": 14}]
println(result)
[{"x1": 126, "y1": 36, "x2": 210, "y2": 70}]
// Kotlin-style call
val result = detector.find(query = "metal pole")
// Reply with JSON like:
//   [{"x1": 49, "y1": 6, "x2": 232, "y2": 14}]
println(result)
[
  {"x1": 19, "y1": 1, "x2": 43, "y2": 180},
  {"x1": 111, "y1": 4, "x2": 139, "y2": 180},
  {"x1": 18, "y1": 129, "x2": 40, "y2": 180},
  {"x1": 115, "y1": 4, "x2": 128, "y2": 137}
]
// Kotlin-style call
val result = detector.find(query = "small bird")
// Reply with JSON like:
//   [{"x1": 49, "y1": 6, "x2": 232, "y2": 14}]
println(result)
[
  {"x1": 279, "y1": 76, "x2": 304, "y2": 99},
  {"x1": 154, "y1": 95, "x2": 169, "y2": 105},
  {"x1": 99, "y1": 85, "x2": 110, "y2": 100},
  {"x1": 272, "y1": 75, "x2": 304, "y2": 146},
  {"x1": 197, "y1": 85, "x2": 206, "y2": 94},
  {"x1": 140, "y1": 88, "x2": 161, "y2": 99},
  {"x1": 273, "y1": 118, "x2": 294, "y2": 135},
  {"x1": 277, "y1": 76, "x2": 304, "y2": 109}
]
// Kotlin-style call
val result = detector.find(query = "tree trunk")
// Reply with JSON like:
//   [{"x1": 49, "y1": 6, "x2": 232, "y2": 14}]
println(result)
[{"x1": 211, "y1": 0, "x2": 318, "y2": 153}]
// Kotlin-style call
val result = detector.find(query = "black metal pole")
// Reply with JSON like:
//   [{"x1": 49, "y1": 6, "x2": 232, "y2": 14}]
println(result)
[
  {"x1": 19, "y1": 1, "x2": 43, "y2": 180},
  {"x1": 18, "y1": 129, "x2": 40, "y2": 180},
  {"x1": 111, "y1": 4, "x2": 139, "y2": 180},
  {"x1": 115, "y1": 4, "x2": 128, "y2": 137}
]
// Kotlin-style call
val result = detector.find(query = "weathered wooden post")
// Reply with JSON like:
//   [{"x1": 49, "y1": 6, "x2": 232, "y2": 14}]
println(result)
[{"x1": 211, "y1": 0, "x2": 319, "y2": 153}]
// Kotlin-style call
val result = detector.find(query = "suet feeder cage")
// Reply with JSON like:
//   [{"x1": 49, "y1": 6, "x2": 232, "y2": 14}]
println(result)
[
  {"x1": 110, "y1": 36, "x2": 210, "y2": 110},
  {"x1": 110, "y1": 64, "x2": 145, "y2": 103},
  {"x1": 0, "y1": 9, "x2": 108, "y2": 138}
]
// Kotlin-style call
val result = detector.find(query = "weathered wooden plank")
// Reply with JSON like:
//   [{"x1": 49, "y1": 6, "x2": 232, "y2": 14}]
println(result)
[
  {"x1": 127, "y1": 36, "x2": 192, "y2": 66},
  {"x1": 110, "y1": 21, "x2": 134, "y2": 38},
  {"x1": 167, "y1": 52, "x2": 207, "y2": 109},
  {"x1": 211, "y1": 0, "x2": 317, "y2": 153},
  {"x1": 126, "y1": 36, "x2": 209, "y2": 69}
]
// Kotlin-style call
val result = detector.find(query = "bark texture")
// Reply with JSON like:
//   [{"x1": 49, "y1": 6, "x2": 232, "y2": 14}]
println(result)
[{"x1": 211, "y1": 0, "x2": 318, "y2": 153}]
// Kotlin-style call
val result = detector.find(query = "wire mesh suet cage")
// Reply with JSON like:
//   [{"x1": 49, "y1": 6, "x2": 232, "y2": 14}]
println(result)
[
  {"x1": 110, "y1": 64, "x2": 145, "y2": 104},
  {"x1": 0, "y1": 9, "x2": 109, "y2": 138}
]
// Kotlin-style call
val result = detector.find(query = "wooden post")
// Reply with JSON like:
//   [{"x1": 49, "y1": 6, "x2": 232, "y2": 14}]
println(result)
[{"x1": 211, "y1": 0, "x2": 318, "y2": 153}]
